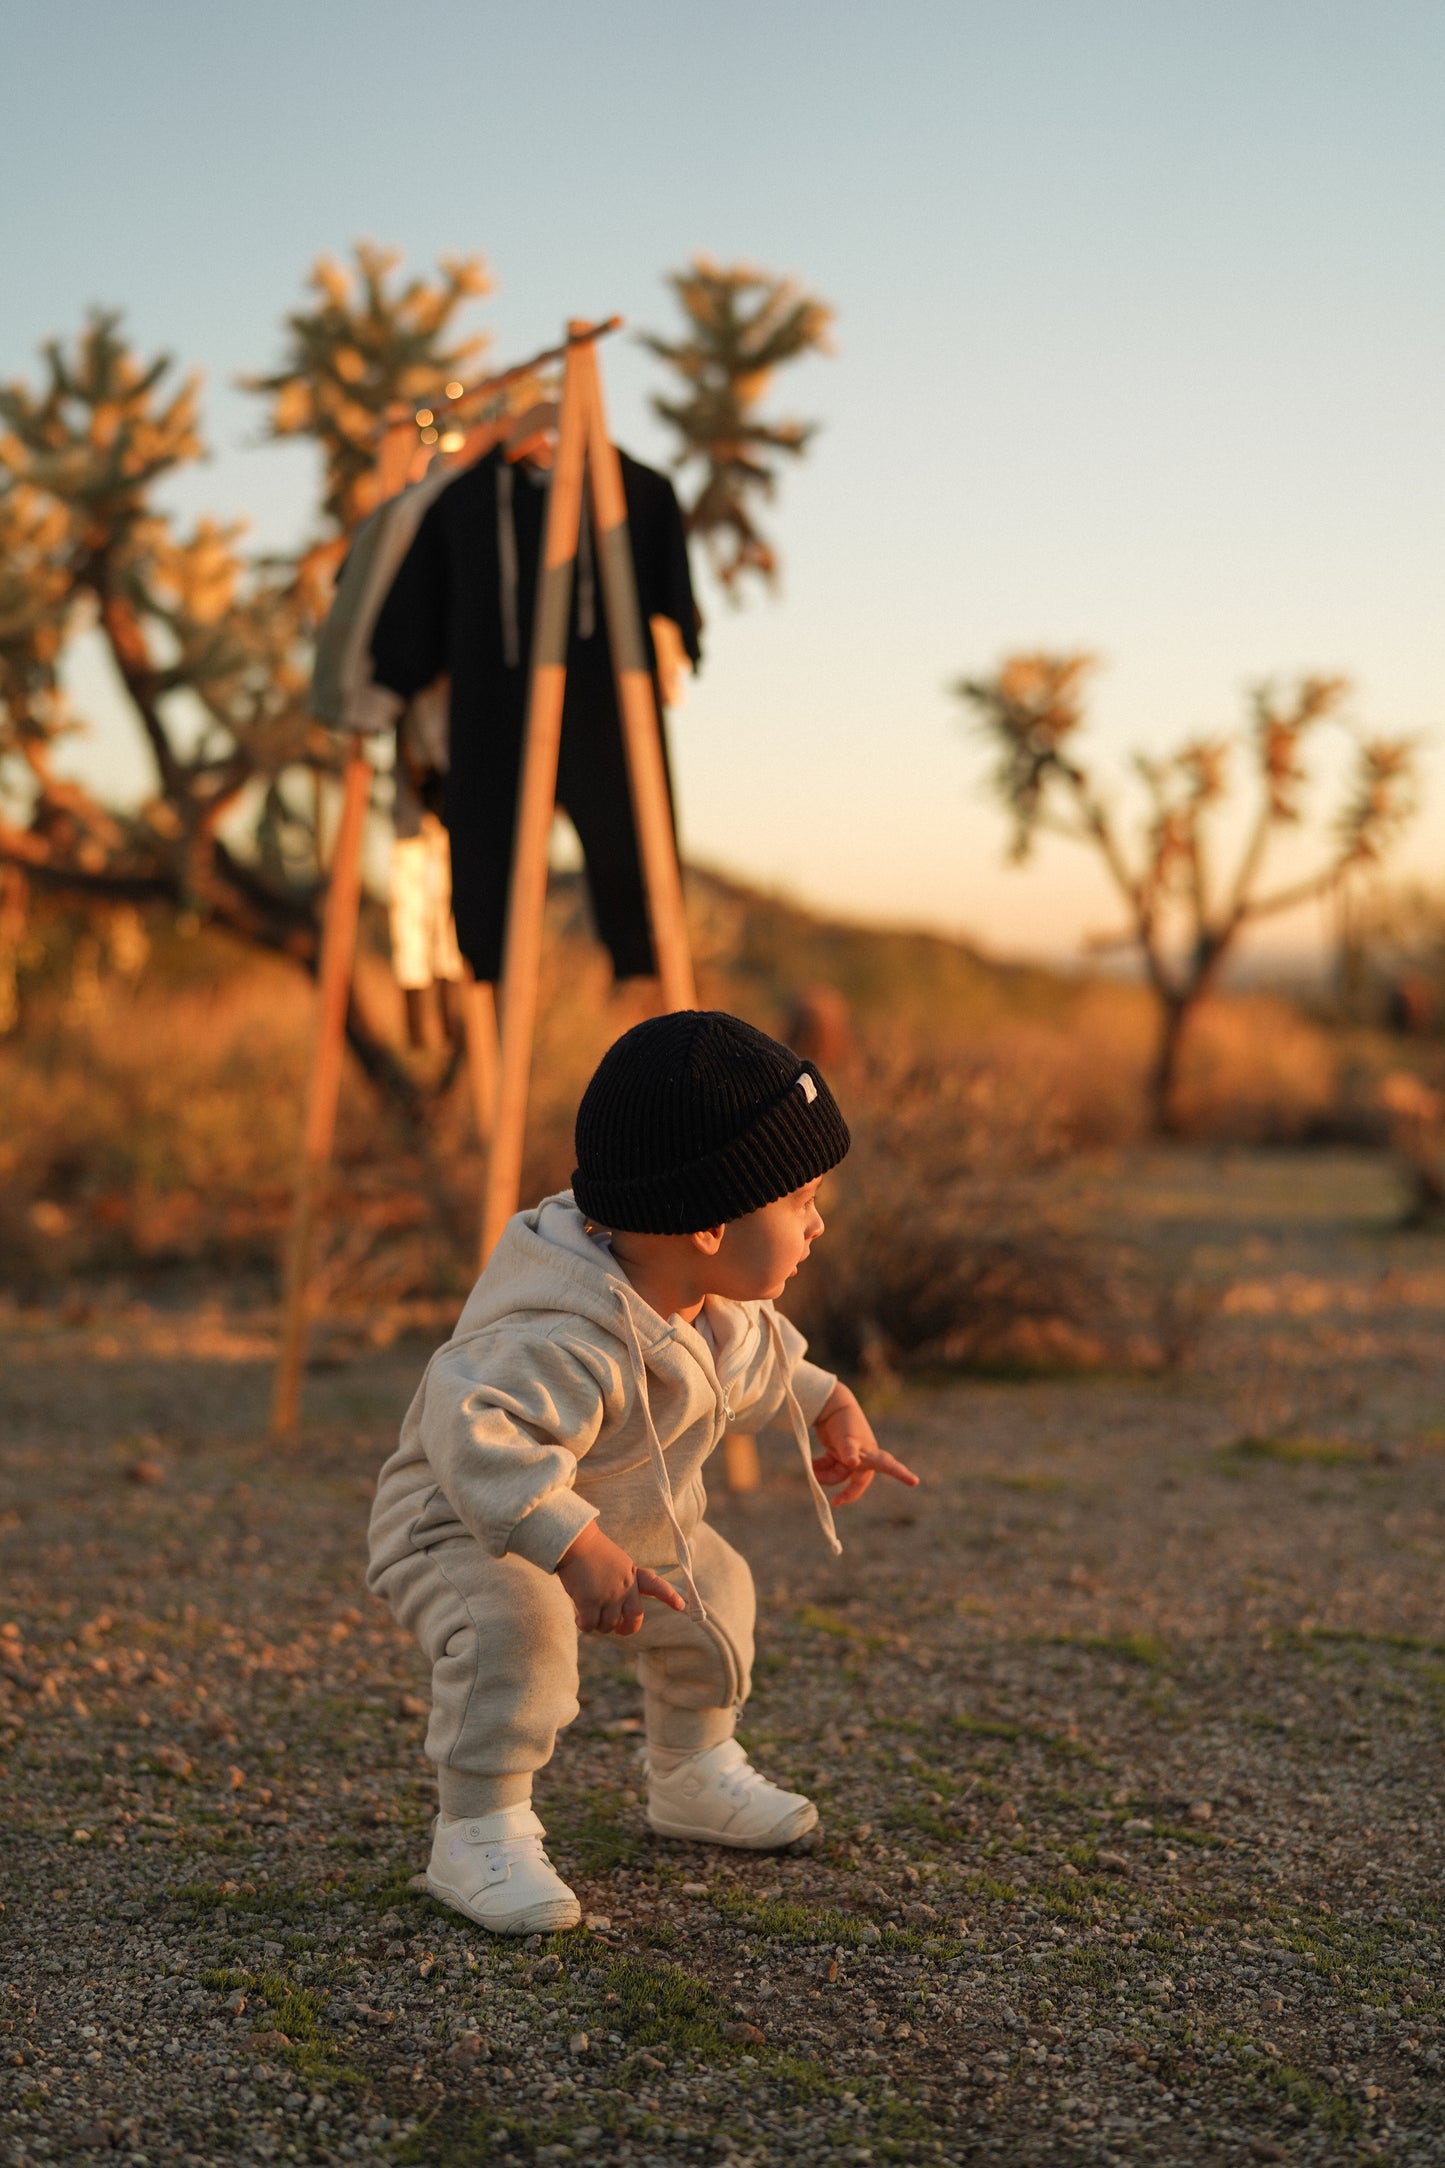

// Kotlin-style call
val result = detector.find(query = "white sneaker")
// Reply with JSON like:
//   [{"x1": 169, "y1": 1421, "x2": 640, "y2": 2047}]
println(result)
[
  {"x1": 425, "y1": 1806, "x2": 581, "y2": 1935},
  {"x1": 646, "y1": 1738, "x2": 818, "y2": 1850}
]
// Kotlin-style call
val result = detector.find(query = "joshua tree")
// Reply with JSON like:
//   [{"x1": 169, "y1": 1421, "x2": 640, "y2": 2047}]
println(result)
[
  {"x1": 958, "y1": 654, "x2": 1418, "y2": 1131},
  {"x1": 0, "y1": 247, "x2": 491, "y2": 1108},
  {"x1": 644, "y1": 257, "x2": 832, "y2": 595}
]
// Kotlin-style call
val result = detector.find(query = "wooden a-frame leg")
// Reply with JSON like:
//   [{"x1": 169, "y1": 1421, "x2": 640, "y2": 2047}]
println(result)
[
  {"x1": 271, "y1": 750, "x2": 373, "y2": 1435},
  {"x1": 579, "y1": 344, "x2": 697, "y2": 1015},
  {"x1": 478, "y1": 329, "x2": 592, "y2": 1265},
  {"x1": 724, "y1": 1433, "x2": 762, "y2": 1493},
  {"x1": 462, "y1": 973, "x2": 499, "y2": 1147}
]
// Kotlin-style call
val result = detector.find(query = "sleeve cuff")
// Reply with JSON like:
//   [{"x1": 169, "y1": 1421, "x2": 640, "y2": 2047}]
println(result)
[
  {"x1": 790, "y1": 1359, "x2": 838, "y2": 1427},
  {"x1": 504, "y1": 1489, "x2": 599, "y2": 1573}
]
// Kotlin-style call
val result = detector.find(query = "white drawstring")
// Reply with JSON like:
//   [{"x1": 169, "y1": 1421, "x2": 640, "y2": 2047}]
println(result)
[
  {"x1": 763, "y1": 1309, "x2": 843, "y2": 1557},
  {"x1": 613, "y1": 1288, "x2": 708, "y2": 1622}
]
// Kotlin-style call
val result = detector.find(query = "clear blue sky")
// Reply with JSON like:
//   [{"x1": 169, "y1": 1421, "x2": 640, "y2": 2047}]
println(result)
[{"x1": 6, "y1": 0, "x2": 1443, "y2": 963}]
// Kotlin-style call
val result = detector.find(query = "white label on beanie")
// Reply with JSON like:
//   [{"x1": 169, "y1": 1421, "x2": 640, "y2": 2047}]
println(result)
[{"x1": 796, "y1": 1072, "x2": 818, "y2": 1103}]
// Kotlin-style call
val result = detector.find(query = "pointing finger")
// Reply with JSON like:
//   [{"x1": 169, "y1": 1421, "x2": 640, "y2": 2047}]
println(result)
[{"x1": 636, "y1": 1568, "x2": 687, "y2": 1611}]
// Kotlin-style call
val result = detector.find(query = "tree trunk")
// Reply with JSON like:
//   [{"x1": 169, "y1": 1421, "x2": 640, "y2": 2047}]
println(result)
[{"x1": 1148, "y1": 994, "x2": 1192, "y2": 1136}]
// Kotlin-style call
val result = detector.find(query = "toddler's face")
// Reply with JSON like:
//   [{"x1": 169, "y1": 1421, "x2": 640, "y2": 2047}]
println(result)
[{"x1": 709, "y1": 1179, "x2": 825, "y2": 1302}]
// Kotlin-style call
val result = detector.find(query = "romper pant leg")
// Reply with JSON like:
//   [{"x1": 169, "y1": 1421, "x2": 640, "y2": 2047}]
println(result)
[
  {"x1": 633, "y1": 1521, "x2": 756, "y2": 1755},
  {"x1": 372, "y1": 1535, "x2": 579, "y2": 1817}
]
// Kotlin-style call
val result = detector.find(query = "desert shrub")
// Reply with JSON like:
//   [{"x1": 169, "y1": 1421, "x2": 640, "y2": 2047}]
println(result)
[{"x1": 778, "y1": 1036, "x2": 1160, "y2": 1378}]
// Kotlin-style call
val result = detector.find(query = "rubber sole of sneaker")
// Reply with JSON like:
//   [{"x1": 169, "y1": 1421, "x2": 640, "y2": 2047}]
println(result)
[
  {"x1": 645, "y1": 1797, "x2": 818, "y2": 1850},
  {"x1": 425, "y1": 1875, "x2": 581, "y2": 1935}
]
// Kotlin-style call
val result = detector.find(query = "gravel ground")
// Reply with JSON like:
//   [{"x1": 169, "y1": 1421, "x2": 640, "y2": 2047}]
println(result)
[{"x1": 2, "y1": 1146, "x2": 1444, "y2": 2168}]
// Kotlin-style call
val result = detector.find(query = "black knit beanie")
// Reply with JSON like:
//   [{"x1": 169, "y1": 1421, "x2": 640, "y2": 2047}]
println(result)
[{"x1": 572, "y1": 1010, "x2": 850, "y2": 1234}]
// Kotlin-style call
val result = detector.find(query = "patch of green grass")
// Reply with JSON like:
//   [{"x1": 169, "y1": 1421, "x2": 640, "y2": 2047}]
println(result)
[
  {"x1": 884, "y1": 1800, "x2": 957, "y2": 1842},
  {"x1": 1213, "y1": 2029, "x2": 1361, "y2": 2139},
  {"x1": 1152, "y1": 1821, "x2": 1222, "y2": 1850},
  {"x1": 1226, "y1": 1434, "x2": 1371, "y2": 1466},
  {"x1": 174, "y1": 1878, "x2": 331, "y2": 1925},
  {"x1": 794, "y1": 1604, "x2": 890, "y2": 1651},
  {"x1": 1060, "y1": 1630, "x2": 1172, "y2": 1668},
  {"x1": 1311, "y1": 1627, "x2": 1445, "y2": 1656},
  {"x1": 951, "y1": 1711, "x2": 1022, "y2": 1740},
  {"x1": 544, "y1": 1785, "x2": 647, "y2": 1875},
  {"x1": 962, "y1": 1872, "x2": 1021, "y2": 1906},
  {"x1": 977, "y1": 1470, "x2": 1068, "y2": 1493},
  {"x1": 198, "y1": 1960, "x2": 368, "y2": 2091}
]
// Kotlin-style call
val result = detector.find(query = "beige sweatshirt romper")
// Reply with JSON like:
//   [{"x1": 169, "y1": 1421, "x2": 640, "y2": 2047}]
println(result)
[{"x1": 367, "y1": 1194, "x2": 841, "y2": 1816}]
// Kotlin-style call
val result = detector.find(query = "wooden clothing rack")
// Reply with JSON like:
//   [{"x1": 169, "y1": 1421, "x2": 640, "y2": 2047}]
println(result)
[{"x1": 270, "y1": 319, "x2": 697, "y2": 1434}]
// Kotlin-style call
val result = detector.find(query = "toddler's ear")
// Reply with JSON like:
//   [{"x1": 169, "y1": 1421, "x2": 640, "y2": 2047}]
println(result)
[{"x1": 688, "y1": 1224, "x2": 726, "y2": 1257}]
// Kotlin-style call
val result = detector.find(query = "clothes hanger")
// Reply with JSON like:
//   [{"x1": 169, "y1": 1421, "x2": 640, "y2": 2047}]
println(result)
[{"x1": 503, "y1": 400, "x2": 562, "y2": 466}]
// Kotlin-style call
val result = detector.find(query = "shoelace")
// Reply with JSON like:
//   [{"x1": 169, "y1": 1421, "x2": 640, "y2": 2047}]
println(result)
[
  {"x1": 463, "y1": 1829, "x2": 548, "y2": 1864},
  {"x1": 715, "y1": 1759, "x2": 771, "y2": 1807}
]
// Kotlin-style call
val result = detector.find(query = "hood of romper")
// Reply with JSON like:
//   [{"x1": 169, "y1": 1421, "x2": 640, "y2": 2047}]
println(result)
[{"x1": 452, "y1": 1191, "x2": 660, "y2": 1349}]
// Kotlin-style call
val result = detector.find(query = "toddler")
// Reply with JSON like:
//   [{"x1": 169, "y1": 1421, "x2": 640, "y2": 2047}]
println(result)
[{"x1": 367, "y1": 1010, "x2": 917, "y2": 1933}]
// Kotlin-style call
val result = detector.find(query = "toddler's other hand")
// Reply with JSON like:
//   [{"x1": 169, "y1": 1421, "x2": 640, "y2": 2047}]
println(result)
[
  {"x1": 557, "y1": 1521, "x2": 686, "y2": 1635},
  {"x1": 811, "y1": 1382, "x2": 919, "y2": 1507}
]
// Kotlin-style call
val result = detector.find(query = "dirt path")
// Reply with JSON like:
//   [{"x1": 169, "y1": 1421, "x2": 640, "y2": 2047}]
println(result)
[{"x1": 3, "y1": 1149, "x2": 1444, "y2": 2167}]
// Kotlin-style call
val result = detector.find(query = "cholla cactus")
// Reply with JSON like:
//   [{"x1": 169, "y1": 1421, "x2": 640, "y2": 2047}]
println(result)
[
  {"x1": 643, "y1": 257, "x2": 832, "y2": 595},
  {"x1": 245, "y1": 242, "x2": 491, "y2": 534},
  {"x1": 0, "y1": 248, "x2": 493, "y2": 1109}
]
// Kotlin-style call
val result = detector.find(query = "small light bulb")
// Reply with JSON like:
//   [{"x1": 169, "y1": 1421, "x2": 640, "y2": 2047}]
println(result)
[
  {"x1": 415, "y1": 408, "x2": 433, "y2": 427},
  {"x1": 439, "y1": 431, "x2": 465, "y2": 453},
  {"x1": 420, "y1": 426, "x2": 439, "y2": 444},
  {"x1": 445, "y1": 381, "x2": 464, "y2": 399}
]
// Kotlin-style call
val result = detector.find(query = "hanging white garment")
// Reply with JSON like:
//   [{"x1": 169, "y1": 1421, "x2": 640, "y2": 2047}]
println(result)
[{"x1": 389, "y1": 813, "x2": 464, "y2": 991}]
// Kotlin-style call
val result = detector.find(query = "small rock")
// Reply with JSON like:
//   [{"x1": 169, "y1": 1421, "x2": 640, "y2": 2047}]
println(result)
[
  {"x1": 1187, "y1": 1800, "x2": 1213, "y2": 1823},
  {"x1": 1248, "y1": 2145, "x2": 1287, "y2": 2164},
  {"x1": 726, "y1": 2021, "x2": 766, "y2": 2045},
  {"x1": 447, "y1": 2032, "x2": 484, "y2": 2065},
  {"x1": 377, "y1": 1909, "x2": 403, "y2": 1932},
  {"x1": 1121, "y1": 1817, "x2": 1153, "y2": 1836},
  {"x1": 858, "y1": 1924, "x2": 881, "y2": 1944},
  {"x1": 682, "y1": 1881, "x2": 710, "y2": 1898},
  {"x1": 584, "y1": 1913, "x2": 612, "y2": 1934},
  {"x1": 284, "y1": 2093, "x2": 306, "y2": 2113},
  {"x1": 249, "y1": 2030, "x2": 290, "y2": 2051},
  {"x1": 397, "y1": 1693, "x2": 428, "y2": 1717},
  {"x1": 893, "y1": 2022, "x2": 912, "y2": 2040},
  {"x1": 71, "y1": 2124, "x2": 112, "y2": 2151},
  {"x1": 902, "y1": 1901, "x2": 938, "y2": 1924},
  {"x1": 407, "y1": 1873, "x2": 429, "y2": 1892},
  {"x1": 126, "y1": 1459, "x2": 165, "y2": 1485},
  {"x1": 71, "y1": 1828, "x2": 92, "y2": 1845},
  {"x1": 225, "y1": 1993, "x2": 247, "y2": 2017},
  {"x1": 1095, "y1": 1851, "x2": 1130, "y2": 1875},
  {"x1": 568, "y1": 2030, "x2": 588, "y2": 2054}
]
